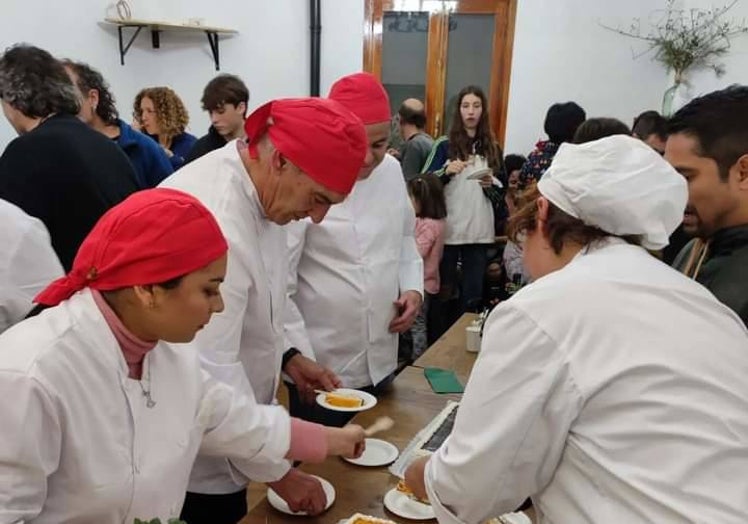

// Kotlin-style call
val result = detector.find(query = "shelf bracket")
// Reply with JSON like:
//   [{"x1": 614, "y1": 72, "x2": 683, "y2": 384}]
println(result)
[
  {"x1": 116, "y1": 25, "x2": 143, "y2": 65},
  {"x1": 151, "y1": 29, "x2": 161, "y2": 49},
  {"x1": 205, "y1": 31, "x2": 221, "y2": 71},
  {"x1": 112, "y1": 23, "x2": 228, "y2": 70}
]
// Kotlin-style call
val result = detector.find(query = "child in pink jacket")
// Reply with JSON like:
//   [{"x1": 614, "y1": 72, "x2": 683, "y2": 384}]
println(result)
[{"x1": 407, "y1": 174, "x2": 447, "y2": 359}]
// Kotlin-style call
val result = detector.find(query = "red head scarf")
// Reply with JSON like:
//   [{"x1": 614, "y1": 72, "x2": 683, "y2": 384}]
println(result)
[
  {"x1": 244, "y1": 97, "x2": 367, "y2": 195},
  {"x1": 328, "y1": 72, "x2": 391, "y2": 125},
  {"x1": 36, "y1": 188, "x2": 228, "y2": 306}
]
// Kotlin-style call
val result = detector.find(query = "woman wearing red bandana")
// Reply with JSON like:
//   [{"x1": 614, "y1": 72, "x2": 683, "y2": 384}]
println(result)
[{"x1": 0, "y1": 188, "x2": 365, "y2": 524}]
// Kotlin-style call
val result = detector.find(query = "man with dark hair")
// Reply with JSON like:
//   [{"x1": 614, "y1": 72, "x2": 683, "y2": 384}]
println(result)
[
  {"x1": 63, "y1": 60, "x2": 173, "y2": 188},
  {"x1": 503, "y1": 154, "x2": 526, "y2": 177},
  {"x1": 573, "y1": 117, "x2": 631, "y2": 144},
  {"x1": 667, "y1": 85, "x2": 748, "y2": 326},
  {"x1": 0, "y1": 44, "x2": 137, "y2": 270},
  {"x1": 396, "y1": 98, "x2": 433, "y2": 180},
  {"x1": 633, "y1": 110, "x2": 668, "y2": 154},
  {"x1": 631, "y1": 109, "x2": 688, "y2": 264},
  {"x1": 185, "y1": 73, "x2": 249, "y2": 163},
  {"x1": 520, "y1": 101, "x2": 586, "y2": 183}
]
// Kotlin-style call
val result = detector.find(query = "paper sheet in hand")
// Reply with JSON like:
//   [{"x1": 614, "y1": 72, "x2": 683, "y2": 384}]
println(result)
[{"x1": 465, "y1": 167, "x2": 493, "y2": 180}]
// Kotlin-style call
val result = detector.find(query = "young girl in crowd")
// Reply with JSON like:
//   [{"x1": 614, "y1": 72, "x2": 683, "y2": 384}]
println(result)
[
  {"x1": 133, "y1": 87, "x2": 197, "y2": 170},
  {"x1": 502, "y1": 153, "x2": 526, "y2": 217},
  {"x1": 407, "y1": 174, "x2": 446, "y2": 359},
  {"x1": 422, "y1": 85, "x2": 506, "y2": 325}
]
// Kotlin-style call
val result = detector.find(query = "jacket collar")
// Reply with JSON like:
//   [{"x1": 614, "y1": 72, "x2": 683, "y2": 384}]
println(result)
[
  {"x1": 709, "y1": 223, "x2": 748, "y2": 256},
  {"x1": 116, "y1": 119, "x2": 141, "y2": 148},
  {"x1": 66, "y1": 288, "x2": 131, "y2": 377},
  {"x1": 208, "y1": 125, "x2": 222, "y2": 139}
]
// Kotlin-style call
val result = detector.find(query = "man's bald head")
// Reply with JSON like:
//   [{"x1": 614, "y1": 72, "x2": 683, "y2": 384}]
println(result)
[
  {"x1": 403, "y1": 98, "x2": 424, "y2": 112},
  {"x1": 398, "y1": 98, "x2": 427, "y2": 129}
]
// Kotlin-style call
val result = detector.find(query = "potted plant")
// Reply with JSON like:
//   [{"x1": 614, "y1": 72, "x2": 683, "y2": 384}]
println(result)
[{"x1": 603, "y1": 0, "x2": 748, "y2": 115}]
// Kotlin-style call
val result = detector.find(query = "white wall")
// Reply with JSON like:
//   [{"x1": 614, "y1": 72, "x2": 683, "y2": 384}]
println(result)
[
  {"x1": 1, "y1": 0, "x2": 744, "y2": 154},
  {"x1": 321, "y1": 0, "x2": 365, "y2": 94},
  {"x1": 680, "y1": 0, "x2": 748, "y2": 103},
  {"x1": 0, "y1": 0, "x2": 363, "y2": 150},
  {"x1": 503, "y1": 0, "x2": 668, "y2": 154}
]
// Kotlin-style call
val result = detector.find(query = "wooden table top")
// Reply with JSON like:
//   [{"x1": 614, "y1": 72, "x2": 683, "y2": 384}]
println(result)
[
  {"x1": 241, "y1": 314, "x2": 482, "y2": 524},
  {"x1": 413, "y1": 313, "x2": 478, "y2": 383}
]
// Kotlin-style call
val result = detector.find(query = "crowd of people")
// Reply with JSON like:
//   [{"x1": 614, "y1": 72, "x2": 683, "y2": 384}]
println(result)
[{"x1": 0, "y1": 40, "x2": 746, "y2": 524}]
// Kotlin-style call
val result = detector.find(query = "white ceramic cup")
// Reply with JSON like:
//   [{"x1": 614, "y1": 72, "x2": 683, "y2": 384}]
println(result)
[{"x1": 465, "y1": 325, "x2": 481, "y2": 353}]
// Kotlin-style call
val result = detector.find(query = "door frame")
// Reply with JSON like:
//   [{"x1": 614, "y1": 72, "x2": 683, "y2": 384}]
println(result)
[{"x1": 364, "y1": 0, "x2": 517, "y2": 144}]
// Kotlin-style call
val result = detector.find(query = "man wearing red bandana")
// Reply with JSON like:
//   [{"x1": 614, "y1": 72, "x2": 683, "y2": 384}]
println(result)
[
  {"x1": 284, "y1": 73, "x2": 424, "y2": 425},
  {"x1": 160, "y1": 97, "x2": 368, "y2": 523}
]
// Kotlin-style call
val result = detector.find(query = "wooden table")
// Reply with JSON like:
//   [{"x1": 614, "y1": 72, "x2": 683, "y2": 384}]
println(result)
[
  {"x1": 413, "y1": 313, "x2": 478, "y2": 383},
  {"x1": 241, "y1": 314, "x2": 482, "y2": 523}
]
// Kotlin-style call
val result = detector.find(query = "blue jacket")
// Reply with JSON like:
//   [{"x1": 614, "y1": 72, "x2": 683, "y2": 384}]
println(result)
[
  {"x1": 146, "y1": 131, "x2": 198, "y2": 171},
  {"x1": 116, "y1": 120, "x2": 173, "y2": 188}
]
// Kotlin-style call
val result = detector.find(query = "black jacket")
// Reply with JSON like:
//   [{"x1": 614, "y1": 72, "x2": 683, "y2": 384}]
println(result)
[
  {"x1": 184, "y1": 126, "x2": 228, "y2": 165},
  {"x1": 673, "y1": 224, "x2": 748, "y2": 327},
  {"x1": 0, "y1": 114, "x2": 138, "y2": 270}
]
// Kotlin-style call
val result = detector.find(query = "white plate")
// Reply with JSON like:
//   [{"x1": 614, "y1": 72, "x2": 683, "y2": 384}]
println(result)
[
  {"x1": 316, "y1": 388, "x2": 377, "y2": 412},
  {"x1": 383, "y1": 487, "x2": 435, "y2": 520},
  {"x1": 267, "y1": 475, "x2": 335, "y2": 516},
  {"x1": 465, "y1": 166, "x2": 493, "y2": 180},
  {"x1": 343, "y1": 438, "x2": 399, "y2": 466},
  {"x1": 496, "y1": 513, "x2": 534, "y2": 524}
]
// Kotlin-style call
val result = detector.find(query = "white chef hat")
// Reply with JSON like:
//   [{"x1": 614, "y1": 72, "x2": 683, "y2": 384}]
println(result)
[{"x1": 537, "y1": 135, "x2": 687, "y2": 250}]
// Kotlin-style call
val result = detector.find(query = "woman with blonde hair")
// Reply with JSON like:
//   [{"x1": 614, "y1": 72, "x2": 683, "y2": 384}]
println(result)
[{"x1": 134, "y1": 86, "x2": 197, "y2": 169}]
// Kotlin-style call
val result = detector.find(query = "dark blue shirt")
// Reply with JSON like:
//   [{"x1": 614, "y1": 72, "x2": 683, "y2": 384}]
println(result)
[
  {"x1": 116, "y1": 120, "x2": 173, "y2": 188},
  {"x1": 146, "y1": 131, "x2": 198, "y2": 171}
]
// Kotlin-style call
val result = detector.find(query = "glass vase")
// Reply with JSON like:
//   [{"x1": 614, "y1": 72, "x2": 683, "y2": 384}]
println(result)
[{"x1": 662, "y1": 81, "x2": 681, "y2": 117}]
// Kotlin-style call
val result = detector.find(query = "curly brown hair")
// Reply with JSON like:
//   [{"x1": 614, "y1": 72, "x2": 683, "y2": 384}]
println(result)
[
  {"x1": 133, "y1": 86, "x2": 189, "y2": 143},
  {"x1": 507, "y1": 183, "x2": 641, "y2": 254}
]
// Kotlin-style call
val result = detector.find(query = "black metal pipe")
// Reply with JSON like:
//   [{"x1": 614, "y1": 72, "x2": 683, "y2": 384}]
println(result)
[{"x1": 310, "y1": 0, "x2": 322, "y2": 96}]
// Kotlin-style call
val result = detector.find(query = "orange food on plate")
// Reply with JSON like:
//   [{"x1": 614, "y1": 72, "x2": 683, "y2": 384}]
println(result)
[
  {"x1": 325, "y1": 391, "x2": 364, "y2": 408},
  {"x1": 396, "y1": 479, "x2": 430, "y2": 505}
]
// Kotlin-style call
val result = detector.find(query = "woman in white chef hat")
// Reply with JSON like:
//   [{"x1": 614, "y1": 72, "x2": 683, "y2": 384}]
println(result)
[{"x1": 405, "y1": 135, "x2": 748, "y2": 523}]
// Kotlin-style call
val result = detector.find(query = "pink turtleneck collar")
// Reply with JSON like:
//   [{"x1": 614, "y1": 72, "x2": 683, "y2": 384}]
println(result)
[{"x1": 92, "y1": 290, "x2": 157, "y2": 379}]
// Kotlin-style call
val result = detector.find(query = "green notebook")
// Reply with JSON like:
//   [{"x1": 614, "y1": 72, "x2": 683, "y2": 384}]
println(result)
[{"x1": 424, "y1": 367, "x2": 464, "y2": 394}]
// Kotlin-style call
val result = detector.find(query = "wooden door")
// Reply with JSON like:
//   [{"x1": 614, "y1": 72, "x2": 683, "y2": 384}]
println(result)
[{"x1": 364, "y1": 0, "x2": 517, "y2": 144}]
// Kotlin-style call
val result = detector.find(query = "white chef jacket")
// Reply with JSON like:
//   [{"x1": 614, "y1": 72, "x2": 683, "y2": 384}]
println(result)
[
  {"x1": 0, "y1": 198, "x2": 63, "y2": 333},
  {"x1": 284, "y1": 154, "x2": 423, "y2": 388},
  {"x1": 443, "y1": 156, "x2": 495, "y2": 245},
  {"x1": 160, "y1": 140, "x2": 290, "y2": 493},
  {"x1": 426, "y1": 238, "x2": 748, "y2": 524},
  {"x1": 0, "y1": 289, "x2": 290, "y2": 524}
]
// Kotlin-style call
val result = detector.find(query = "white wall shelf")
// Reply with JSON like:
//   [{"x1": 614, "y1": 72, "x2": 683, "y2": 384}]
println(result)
[{"x1": 103, "y1": 18, "x2": 238, "y2": 70}]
